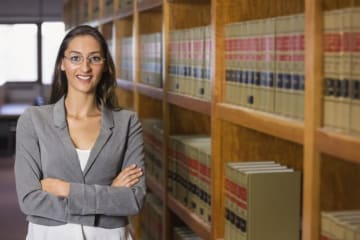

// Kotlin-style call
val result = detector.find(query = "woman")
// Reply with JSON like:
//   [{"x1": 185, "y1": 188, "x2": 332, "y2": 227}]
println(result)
[{"x1": 14, "y1": 25, "x2": 145, "y2": 240}]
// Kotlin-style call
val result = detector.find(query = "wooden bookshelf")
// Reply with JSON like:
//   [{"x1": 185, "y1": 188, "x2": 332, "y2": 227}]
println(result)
[
  {"x1": 116, "y1": 78, "x2": 134, "y2": 91},
  {"x1": 167, "y1": 195, "x2": 211, "y2": 240},
  {"x1": 137, "y1": 83, "x2": 163, "y2": 100},
  {"x1": 63, "y1": 0, "x2": 360, "y2": 239},
  {"x1": 316, "y1": 129, "x2": 360, "y2": 164},
  {"x1": 138, "y1": 0, "x2": 162, "y2": 12},
  {"x1": 146, "y1": 175, "x2": 164, "y2": 201},
  {"x1": 217, "y1": 103, "x2": 304, "y2": 144},
  {"x1": 167, "y1": 93, "x2": 211, "y2": 116}
]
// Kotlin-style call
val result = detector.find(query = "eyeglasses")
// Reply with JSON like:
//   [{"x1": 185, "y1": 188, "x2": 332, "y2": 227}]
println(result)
[{"x1": 63, "y1": 55, "x2": 106, "y2": 65}]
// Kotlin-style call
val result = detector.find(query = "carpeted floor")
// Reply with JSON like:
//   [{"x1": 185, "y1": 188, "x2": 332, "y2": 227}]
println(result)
[{"x1": 0, "y1": 157, "x2": 27, "y2": 240}]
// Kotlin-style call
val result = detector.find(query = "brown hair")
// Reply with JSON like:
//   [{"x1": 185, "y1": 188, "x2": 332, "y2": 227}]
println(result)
[{"x1": 50, "y1": 25, "x2": 119, "y2": 110}]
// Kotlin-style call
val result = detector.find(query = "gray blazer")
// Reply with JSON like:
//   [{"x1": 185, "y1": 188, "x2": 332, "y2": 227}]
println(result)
[{"x1": 14, "y1": 96, "x2": 146, "y2": 228}]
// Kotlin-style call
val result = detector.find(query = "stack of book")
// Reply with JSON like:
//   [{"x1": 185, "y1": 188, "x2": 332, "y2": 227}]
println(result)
[
  {"x1": 92, "y1": 0, "x2": 100, "y2": 22},
  {"x1": 173, "y1": 226, "x2": 203, "y2": 240},
  {"x1": 104, "y1": 0, "x2": 114, "y2": 17},
  {"x1": 140, "y1": 193, "x2": 163, "y2": 240},
  {"x1": 117, "y1": 0, "x2": 133, "y2": 12},
  {"x1": 225, "y1": 161, "x2": 301, "y2": 240},
  {"x1": 168, "y1": 26, "x2": 212, "y2": 100},
  {"x1": 140, "y1": 32, "x2": 162, "y2": 88},
  {"x1": 142, "y1": 119, "x2": 164, "y2": 184},
  {"x1": 79, "y1": 0, "x2": 89, "y2": 24},
  {"x1": 224, "y1": 13, "x2": 305, "y2": 120},
  {"x1": 168, "y1": 135, "x2": 211, "y2": 223},
  {"x1": 323, "y1": 7, "x2": 360, "y2": 134},
  {"x1": 321, "y1": 210, "x2": 360, "y2": 240},
  {"x1": 119, "y1": 36, "x2": 134, "y2": 81}
]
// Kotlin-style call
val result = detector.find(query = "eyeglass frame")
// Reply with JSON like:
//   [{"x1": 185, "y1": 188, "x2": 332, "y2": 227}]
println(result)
[{"x1": 63, "y1": 54, "x2": 106, "y2": 65}]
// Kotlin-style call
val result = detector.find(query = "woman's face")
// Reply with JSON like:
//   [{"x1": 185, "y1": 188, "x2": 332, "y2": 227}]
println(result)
[{"x1": 61, "y1": 35, "x2": 105, "y2": 96}]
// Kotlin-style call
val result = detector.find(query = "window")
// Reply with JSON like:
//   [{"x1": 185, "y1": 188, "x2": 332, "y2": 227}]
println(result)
[
  {"x1": 0, "y1": 22, "x2": 65, "y2": 86},
  {"x1": 42, "y1": 22, "x2": 65, "y2": 85},
  {"x1": 0, "y1": 24, "x2": 38, "y2": 85}
]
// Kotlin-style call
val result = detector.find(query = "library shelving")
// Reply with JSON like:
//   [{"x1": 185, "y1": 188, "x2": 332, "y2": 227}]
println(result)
[{"x1": 63, "y1": 0, "x2": 360, "y2": 239}]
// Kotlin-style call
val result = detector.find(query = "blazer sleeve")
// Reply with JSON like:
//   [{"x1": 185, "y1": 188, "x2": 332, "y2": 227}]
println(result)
[
  {"x1": 67, "y1": 113, "x2": 147, "y2": 216},
  {"x1": 14, "y1": 108, "x2": 69, "y2": 222}
]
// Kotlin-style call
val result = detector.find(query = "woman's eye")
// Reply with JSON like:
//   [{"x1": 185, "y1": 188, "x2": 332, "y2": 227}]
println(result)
[
  {"x1": 70, "y1": 55, "x2": 82, "y2": 62},
  {"x1": 90, "y1": 56, "x2": 102, "y2": 62}
]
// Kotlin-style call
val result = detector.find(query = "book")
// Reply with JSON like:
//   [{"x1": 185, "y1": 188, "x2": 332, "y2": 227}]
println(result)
[
  {"x1": 350, "y1": 8, "x2": 360, "y2": 134},
  {"x1": 225, "y1": 162, "x2": 288, "y2": 239},
  {"x1": 259, "y1": 18, "x2": 276, "y2": 113},
  {"x1": 321, "y1": 210, "x2": 360, "y2": 240},
  {"x1": 196, "y1": 143, "x2": 212, "y2": 223},
  {"x1": 290, "y1": 14, "x2": 305, "y2": 120},
  {"x1": 225, "y1": 162, "x2": 301, "y2": 240},
  {"x1": 323, "y1": 9, "x2": 342, "y2": 130}
]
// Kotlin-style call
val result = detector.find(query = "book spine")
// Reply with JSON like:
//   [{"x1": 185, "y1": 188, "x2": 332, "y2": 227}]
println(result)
[
  {"x1": 204, "y1": 26, "x2": 212, "y2": 100},
  {"x1": 323, "y1": 9, "x2": 342, "y2": 129},
  {"x1": 351, "y1": 8, "x2": 360, "y2": 134},
  {"x1": 336, "y1": 8, "x2": 352, "y2": 132},
  {"x1": 261, "y1": 18, "x2": 276, "y2": 113},
  {"x1": 224, "y1": 23, "x2": 235, "y2": 104},
  {"x1": 290, "y1": 14, "x2": 305, "y2": 120}
]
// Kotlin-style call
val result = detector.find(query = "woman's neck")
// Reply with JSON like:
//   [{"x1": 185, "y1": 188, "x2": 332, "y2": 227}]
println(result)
[{"x1": 65, "y1": 93, "x2": 100, "y2": 119}]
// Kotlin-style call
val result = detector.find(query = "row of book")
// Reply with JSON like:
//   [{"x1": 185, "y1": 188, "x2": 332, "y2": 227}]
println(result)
[
  {"x1": 140, "y1": 33, "x2": 163, "y2": 88},
  {"x1": 224, "y1": 14, "x2": 305, "y2": 120},
  {"x1": 64, "y1": 0, "x2": 135, "y2": 28},
  {"x1": 142, "y1": 119, "x2": 164, "y2": 185},
  {"x1": 168, "y1": 26, "x2": 212, "y2": 100},
  {"x1": 225, "y1": 161, "x2": 301, "y2": 240},
  {"x1": 140, "y1": 193, "x2": 163, "y2": 240},
  {"x1": 173, "y1": 226, "x2": 203, "y2": 240},
  {"x1": 168, "y1": 135, "x2": 212, "y2": 224},
  {"x1": 119, "y1": 36, "x2": 134, "y2": 81},
  {"x1": 321, "y1": 210, "x2": 360, "y2": 240},
  {"x1": 323, "y1": 7, "x2": 360, "y2": 134}
]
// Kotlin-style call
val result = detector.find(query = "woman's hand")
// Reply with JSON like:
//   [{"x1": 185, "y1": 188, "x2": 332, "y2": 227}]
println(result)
[
  {"x1": 112, "y1": 164, "x2": 143, "y2": 188},
  {"x1": 41, "y1": 178, "x2": 70, "y2": 198}
]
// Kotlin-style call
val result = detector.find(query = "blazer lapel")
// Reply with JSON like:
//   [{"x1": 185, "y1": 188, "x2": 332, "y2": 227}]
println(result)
[
  {"x1": 53, "y1": 96, "x2": 84, "y2": 181},
  {"x1": 83, "y1": 102, "x2": 114, "y2": 176}
]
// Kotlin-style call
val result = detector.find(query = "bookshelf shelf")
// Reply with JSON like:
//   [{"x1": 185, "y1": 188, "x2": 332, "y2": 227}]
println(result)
[
  {"x1": 167, "y1": 92, "x2": 211, "y2": 116},
  {"x1": 146, "y1": 175, "x2": 164, "y2": 201},
  {"x1": 137, "y1": 83, "x2": 163, "y2": 101},
  {"x1": 316, "y1": 129, "x2": 360, "y2": 164},
  {"x1": 114, "y1": 8, "x2": 134, "y2": 20},
  {"x1": 167, "y1": 194, "x2": 211, "y2": 240},
  {"x1": 138, "y1": 0, "x2": 162, "y2": 12},
  {"x1": 116, "y1": 79, "x2": 135, "y2": 92},
  {"x1": 217, "y1": 103, "x2": 304, "y2": 145}
]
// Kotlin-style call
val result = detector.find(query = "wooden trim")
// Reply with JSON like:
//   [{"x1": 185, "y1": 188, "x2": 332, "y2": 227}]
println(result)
[
  {"x1": 113, "y1": 10, "x2": 133, "y2": 20},
  {"x1": 116, "y1": 79, "x2": 135, "y2": 91},
  {"x1": 167, "y1": 92, "x2": 211, "y2": 115},
  {"x1": 302, "y1": 0, "x2": 322, "y2": 239},
  {"x1": 162, "y1": 1, "x2": 171, "y2": 239},
  {"x1": 211, "y1": 0, "x2": 224, "y2": 238},
  {"x1": 136, "y1": 83, "x2": 164, "y2": 100},
  {"x1": 316, "y1": 129, "x2": 360, "y2": 164},
  {"x1": 167, "y1": 194, "x2": 211, "y2": 240},
  {"x1": 85, "y1": 16, "x2": 114, "y2": 27},
  {"x1": 217, "y1": 103, "x2": 304, "y2": 144},
  {"x1": 137, "y1": 0, "x2": 162, "y2": 12},
  {"x1": 146, "y1": 175, "x2": 164, "y2": 201}
]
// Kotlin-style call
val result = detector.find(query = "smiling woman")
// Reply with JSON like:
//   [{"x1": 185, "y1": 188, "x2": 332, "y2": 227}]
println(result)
[{"x1": 14, "y1": 25, "x2": 146, "y2": 240}]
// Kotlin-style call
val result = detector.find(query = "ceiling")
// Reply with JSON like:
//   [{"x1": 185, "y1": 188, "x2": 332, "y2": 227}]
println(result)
[{"x1": 0, "y1": 0, "x2": 63, "y2": 23}]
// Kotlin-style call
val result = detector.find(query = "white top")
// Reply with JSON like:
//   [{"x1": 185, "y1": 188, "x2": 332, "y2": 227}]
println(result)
[{"x1": 26, "y1": 149, "x2": 133, "y2": 240}]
